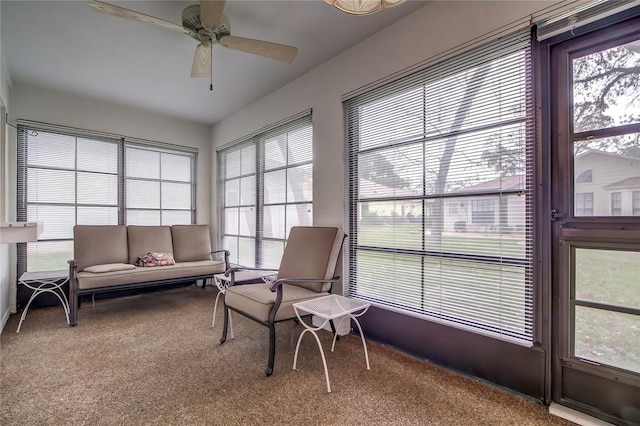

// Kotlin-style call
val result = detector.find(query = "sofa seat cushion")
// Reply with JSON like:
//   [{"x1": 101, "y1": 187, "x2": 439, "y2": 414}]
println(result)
[
  {"x1": 77, "y1": 260, "x2": 226, "y2": 290},
  {"x1": 83, "y1": 263, "x2": 136, "y2": 273},
  {"x1": 225, "y1": 283, "x2": 329, "y2": 323}
]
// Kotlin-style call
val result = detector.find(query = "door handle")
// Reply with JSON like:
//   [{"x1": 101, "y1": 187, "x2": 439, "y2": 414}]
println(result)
[{"x1": 551, "y1": 209, "x2": 565, "y2": 222}]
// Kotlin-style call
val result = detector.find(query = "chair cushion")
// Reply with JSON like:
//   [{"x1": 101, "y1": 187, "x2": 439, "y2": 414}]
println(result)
[
  {"x1": 127, "y1": 226, "x2": 174, "y2": 265},
  {"x1": 277, "y1": 226, "x2": 344, "y2": 293},
  {"x1": 77, "y1": 259, "x2": 226, "y2": 290},
  {"x1": 225, "y1": 283, "x2": 328, "y2": 323},
  {"x1": 171, "y1": 225, "x2": 212, "y2": 262}
]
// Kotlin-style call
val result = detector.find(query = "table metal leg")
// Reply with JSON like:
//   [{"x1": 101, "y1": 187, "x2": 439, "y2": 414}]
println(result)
[
  {"x1": 293, "y1": 317, "x2": 333, "y2": 393},
  {"x1": 16, "y1": 284, "x2": 70, "y2": 333}
]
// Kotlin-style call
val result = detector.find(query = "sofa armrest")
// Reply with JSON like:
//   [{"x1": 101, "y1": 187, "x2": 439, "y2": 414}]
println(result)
[{"x1": 68, "y1": 259, "x2": 79, "y2": 326}]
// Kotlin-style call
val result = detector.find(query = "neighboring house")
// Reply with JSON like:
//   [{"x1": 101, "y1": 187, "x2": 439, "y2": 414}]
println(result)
[
  {"x1": 443, "y1": 175, "x2": 526, "y2": 234},
  {"x1": 575, "y1": 150, "x2": 640, "y2": 216},
  {"x1": 359, "y1": 178, "x2": 421, "y2": 219},
  {"x1": 358, "y1": 148, "x2": 640, "y2": 234}
]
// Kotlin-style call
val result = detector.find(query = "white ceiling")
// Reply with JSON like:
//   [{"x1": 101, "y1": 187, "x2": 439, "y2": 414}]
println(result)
[{"x1": 2, "y1": 0, "x2": 426, "y2": 126}]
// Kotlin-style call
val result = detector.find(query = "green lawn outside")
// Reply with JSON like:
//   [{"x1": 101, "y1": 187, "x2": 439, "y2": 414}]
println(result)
[
  {"x1": 352, "y1": 228, "x2": 640, "y2": 373},
  {"x1": 358, "y1": 223, "x2": 526, "y2": 258},
  {"x1": 574, "y1": 248, "x2": 640, "y2": 373}
]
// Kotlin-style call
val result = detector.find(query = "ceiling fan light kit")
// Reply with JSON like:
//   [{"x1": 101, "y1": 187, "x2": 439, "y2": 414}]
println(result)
[
  {"x1": 324, "y1": 0, "x2": 407, "y2": 15},
  {"x1": 88, "y1": 0, "x2": 298, "y2": 91}
]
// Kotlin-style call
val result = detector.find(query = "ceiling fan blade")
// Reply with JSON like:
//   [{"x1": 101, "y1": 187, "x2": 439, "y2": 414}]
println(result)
[
  {"x1": 218, "y1": 36, "x2": 298, "y2": 63},
  {"x1": 88, "y1": 0, "x2": 196, "y2": 37},
  {"x1": 200, "y1": 0, "x2": 226, "y2": 31},
  {"x1": 191, "y1": 42, "x2": 212, "y2": 78}
]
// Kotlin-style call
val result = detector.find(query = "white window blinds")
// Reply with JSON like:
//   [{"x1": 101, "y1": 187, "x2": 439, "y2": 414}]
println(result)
[
  {"x1": 218, "y1": 114, "x2": 312, "y2": 268},
  {"x1": 17, "y1": 123, "x2": 197, "y2": 275},
  {"x1": 345, "y1": 30, "x2": 534, "y2": 343}
]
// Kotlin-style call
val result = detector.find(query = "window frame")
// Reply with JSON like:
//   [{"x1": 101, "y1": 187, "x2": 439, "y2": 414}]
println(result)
[
  {"x1": 345, "y1": 29, "x2": 535, "y2": 344},
  {"x1": 575, "y1": 192, "x2": 594, "y2": 216},
  {"x1": 217, "y1": 114, "x2": 313, "y2": 268},
  {"x1": 611, "y1": 192, "x2": 622, "y2": 216},
  {"x1": 16, "y1": 123, "x2": 197, "y2": 276}
]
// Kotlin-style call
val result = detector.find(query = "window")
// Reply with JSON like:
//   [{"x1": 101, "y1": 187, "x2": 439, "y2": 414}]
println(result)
[
  {"x1": 575, "y1": 192, "x2": 594, "y2": 216},
  {"x1": 17, "y1": 124, "x2": 196, "y2": 273},
  {"x1": 576, "y1": 169, "x2": 593, "y2": 183},
  {"x1": 218, "y1": 114, "x2": 312, "y2": 268},
  {"x1": 125, "y1": 145, "x2": 194, "y2": 225},
  {"x1": 471, "y1": 199, "x2": 495, "y2": 224},
  {"x1": 346, "y1": 30, "x2": 534, "y2": 343},
  {"x1": 611, "y1": 192, "x2": 622, "y2": 215},
  {"x1": 634, "y1": 191, "x2": 640, "y2": 216}
]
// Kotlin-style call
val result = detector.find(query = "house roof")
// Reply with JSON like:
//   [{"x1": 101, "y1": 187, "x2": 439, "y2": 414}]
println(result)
[
  {"x1": 576, "y1": 149, "x2": 640, "y2": 162},
  {"x1": 460, "y1": 175, "x2": 525, "y2": 192},
  {"x1": 604, "y1": 176, "x2": 640, "y2": 189},
  {"x1": 359, "y1": 179, "x2": 420, "y2": 198}
]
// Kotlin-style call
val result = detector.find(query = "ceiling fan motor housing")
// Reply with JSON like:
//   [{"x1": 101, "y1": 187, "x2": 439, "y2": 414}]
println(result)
[{"x1": 182, "y1": 4, "x2": 230, "y2": 42}]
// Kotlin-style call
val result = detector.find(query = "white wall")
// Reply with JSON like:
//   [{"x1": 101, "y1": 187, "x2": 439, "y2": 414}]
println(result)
[
  {"x1": 209, "y1": 1, "x2": 562, "y2": 243},
  {"x1": 1, "y1": 0, "x2": 14, "y2": 331}
]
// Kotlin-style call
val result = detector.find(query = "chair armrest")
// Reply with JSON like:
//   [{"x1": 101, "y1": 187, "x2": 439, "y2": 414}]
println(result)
[
  {"x1": 211, "y1": 249, "x2": 230, "y2": 270},
  {"x1": 68, "y1": 259, "x2": 78, "y2": 278},
  {"x1": 223, "y1": 267, "x2": 278, "y2": 286},
  {"x1": 269, "y1": 276, "x2": 340, "y2": 292},
  {"x1": 224, "y1": 266, "x2": 278, "y2": 276}
]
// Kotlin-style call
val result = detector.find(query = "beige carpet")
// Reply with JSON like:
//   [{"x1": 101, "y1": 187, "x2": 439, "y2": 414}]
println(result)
[{"x1": 1, "y1": 286, "x2": 574, "y2": 425}]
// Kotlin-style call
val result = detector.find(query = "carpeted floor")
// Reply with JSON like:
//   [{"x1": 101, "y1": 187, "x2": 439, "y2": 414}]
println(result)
[{"x1": 1, "y1": 286, "x2": 575, "y2": 425}]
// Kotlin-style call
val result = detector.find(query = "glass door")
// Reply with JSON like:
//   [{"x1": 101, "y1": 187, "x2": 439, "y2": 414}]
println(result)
[{"x1": 550, "y1": 18, "x2": 640, "y2": 424}]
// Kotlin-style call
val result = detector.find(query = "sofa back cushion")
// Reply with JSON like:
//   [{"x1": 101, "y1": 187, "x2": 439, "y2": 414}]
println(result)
[
  {"x1": 171, "y1": 225, "x2": 212, "y2": 262},
  {"x1": 74, "y1": 225, "x2": 129, "y2": 271},
  {"x1": 127, "y1": 226, "x2": 174, "y2": 265}
]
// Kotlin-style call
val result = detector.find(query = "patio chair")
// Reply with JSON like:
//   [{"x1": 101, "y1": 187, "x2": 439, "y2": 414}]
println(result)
[{"x1": 220, "y1": 226, "x2": 346, "y2": 376}]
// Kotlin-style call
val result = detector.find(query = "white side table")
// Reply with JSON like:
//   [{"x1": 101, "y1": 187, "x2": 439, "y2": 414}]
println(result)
[
  {"x1": 293, "y1": 294, "x2": 371, "y2": 393},
  {"x1": 17, "y1": 270, "x2": 70, "y2": 333}
]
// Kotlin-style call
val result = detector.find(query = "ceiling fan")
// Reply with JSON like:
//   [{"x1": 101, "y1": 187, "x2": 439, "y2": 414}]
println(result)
[{"x1": 88, "y1": 0, "x2": 299, "y2": 90}]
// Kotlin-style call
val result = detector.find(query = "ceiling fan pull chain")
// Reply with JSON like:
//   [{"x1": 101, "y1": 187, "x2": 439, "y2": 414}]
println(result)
[{"x1": 210, "y1": 41, "x2": 214, "y2": 91}]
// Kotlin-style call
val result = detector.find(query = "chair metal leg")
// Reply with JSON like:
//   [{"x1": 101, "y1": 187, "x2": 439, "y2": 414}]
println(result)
[
  {"x1": 220, "y1": 302, "x2": 229, "y2": 344},
  {"x1": 265, "y1": 321, "x2": 276, "y2": 376}
]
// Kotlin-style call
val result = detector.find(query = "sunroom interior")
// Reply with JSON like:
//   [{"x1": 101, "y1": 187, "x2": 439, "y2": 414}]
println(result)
[{"x1": 1, "y1": 1, "x2": 639, "y2": 425}]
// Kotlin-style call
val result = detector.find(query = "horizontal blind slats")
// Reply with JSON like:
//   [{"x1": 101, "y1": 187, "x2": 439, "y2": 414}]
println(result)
[{"x1": 346, "y1": 29, "x2": 534, "y2": 344}]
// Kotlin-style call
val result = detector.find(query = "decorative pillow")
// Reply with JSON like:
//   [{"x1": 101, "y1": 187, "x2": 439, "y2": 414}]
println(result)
[
  {"x1": 135, "y1": 252, "x2": 176, "y2": 267},
  {"x1": 83, "y1": 263, "x2": 137, "y2": 273}
]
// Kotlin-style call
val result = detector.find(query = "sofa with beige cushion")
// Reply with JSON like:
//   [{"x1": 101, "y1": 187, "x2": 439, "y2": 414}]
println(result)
[{"x1": 68, "y1": 224, "x2": 229, "y2": 325}]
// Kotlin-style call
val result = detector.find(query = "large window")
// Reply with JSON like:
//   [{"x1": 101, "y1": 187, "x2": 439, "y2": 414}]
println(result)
[
  {"x1": 218, "y1": 114, "x2": 312, "y2": 268},
  {"x1": 346, "y1": 30, "x2": 534, "y2": 343},
  {"x1": 17, "y1": 124, "x2": 196, "y2": 273}
]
